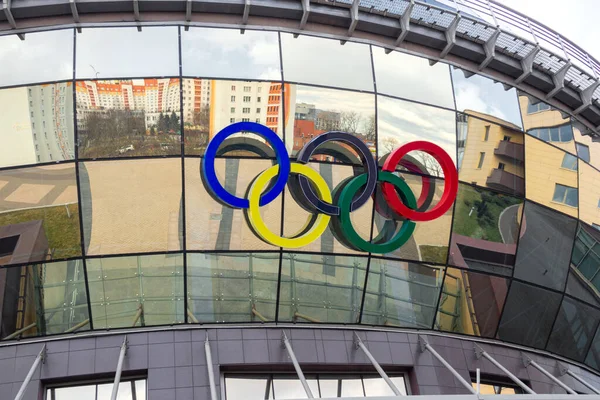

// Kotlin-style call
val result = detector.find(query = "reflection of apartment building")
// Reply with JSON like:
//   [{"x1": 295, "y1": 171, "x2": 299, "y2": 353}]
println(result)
[
  {"x1": 519, "y1": 95, "x2": 575, "y2": 153},
  {"x1": 28, "y1": 83, "x2": 75, "y2": 162},
  {"x1": 457, "y1": 111, "x2": 524, "y2": 196},
  {"x1": 75, "y1": 79, "x2": 180, "y2": 130},
  {"x1": 182, "y1": 78, "x2": 211, "y2": 123}
]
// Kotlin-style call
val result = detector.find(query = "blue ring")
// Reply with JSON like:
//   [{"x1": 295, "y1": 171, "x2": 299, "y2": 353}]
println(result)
[{"x1": 202, "y1": 122, "x2": 290, "y2": 209}]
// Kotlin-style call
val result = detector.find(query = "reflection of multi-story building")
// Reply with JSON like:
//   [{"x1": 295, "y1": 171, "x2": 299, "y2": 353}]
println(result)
[
  {"x1": 457, "y1": 110, "x2": 525, "y2": 196},
  {"x1": 28, "y1": 83, "x2": 75, "y2": 162},
  {"x1": 182, "y1": 78, "x2": 211, "y2": 123}
]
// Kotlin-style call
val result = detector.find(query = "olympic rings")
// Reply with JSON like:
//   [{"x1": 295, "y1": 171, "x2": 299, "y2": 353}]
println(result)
[{"x1": 201, "y1": 123, "x2": 458, "y2": 253}]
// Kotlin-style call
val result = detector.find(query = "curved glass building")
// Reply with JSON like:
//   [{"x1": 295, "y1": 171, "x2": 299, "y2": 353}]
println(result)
[{"x1": 1, "y1": 0, "x2": 600, "y2": 399}]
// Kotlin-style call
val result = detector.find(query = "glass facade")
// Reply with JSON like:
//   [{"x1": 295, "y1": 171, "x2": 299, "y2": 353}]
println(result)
[{"x1": 1, "y1": 24, "x2": 600, "y2": 374}]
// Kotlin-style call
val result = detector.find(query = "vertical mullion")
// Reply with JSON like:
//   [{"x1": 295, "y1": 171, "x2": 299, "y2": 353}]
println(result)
[
  {"x1": 178, "y1": 26, "x2": 189, "y2": 324},
  {"x1": 274, "y1": 31, "x2": 285, "y2": 323}
]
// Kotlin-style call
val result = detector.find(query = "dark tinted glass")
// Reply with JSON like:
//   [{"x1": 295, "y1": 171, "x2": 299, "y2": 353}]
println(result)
[
  {"x1": 497, "y1": 281, "x2": 562, "y2": 349},
  {"x1": 566, "y1": 223, "x2": 600, "y2": 307},
  {"x1": 585, "y1": 326, "x2": 600, "y2": 369},
  {"x1": 435, "y1": 267, "x2": 509, "y2": 337},
  {"x1": 362, "y1": 259, "x2": 443, "y2": 329},
  {"x1": 513, "y1": 202, "x2": 577, "y2": 291},
  {"x1": 547, "y1": 297, "x2": 600, "y2": 362},
  {"x1": 449, "y1": 184, "x2": 522, "y2": 276},
  {"x1": 279, "y1": 253, "x2": 366, "y2": 324}
]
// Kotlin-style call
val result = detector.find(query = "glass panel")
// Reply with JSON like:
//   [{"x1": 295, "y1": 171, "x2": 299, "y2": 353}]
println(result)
[
  {"x1": 577, "y1": 143, "x2": 592, "y2": 162},
  {"x1": 80, "y1": 158, "x2": 182, "y2": 255},
  {"x1": 449, "y1": 184, "x2": 522, "y2": 276},
  {"x1": 372, "y1": 47, "x2": 454, "y2": 109},
  {"x1": 279, "y1": 253, "x2": 367, "y2": 324},
  {"x1": 513, "y1": 202, "x2": 577, "y2": 291},
  {"x1": 281, "y1": 34, "x2": 373, "y2": 92},
  {"x1": 225, "y1": 376, "x2": 270, "y2": 400},
  {"x1": 566, "y1": 224, "x2": 600, "y2": 307},
  {"x1": 76, "y1": 27, "x2": 179, "y2": 79},
  {"x1": 497, "y1": 281, "x2": 562, "y2": 349},
  {"x1": 525, "y1": 135, "x2": 578, "y2": 217},
  {"x1": 319, "y1": 378, "x2": 339, "y2": 398},
  {"x1": 289, "y1": 84, "x2": 375, "y2": 158},
  {"x1": 378, "y1": 96, "x2": 456, "y2": 166},
  {"x1": 573, "y1": 124, "x2": 600, "y2": 170},
  {"x1": 561, "y1": 153, "x2": 578, "y2": 170},
  {"x1": 452, "y1": 68, "x2": 523, "y2": 129},
  {"x1": 53, "y1": 384, "x2": 96, "y2": 399},
  {"x1": 341, "y1": 378, "x2": 364, "y2": 397},
  {"x1": 362, "y1": 259, "x2": 443, "y2": 328},
  {"x1": 585, "y1": 326, "x2": 600, "y2": 370},
  {"x1": 0, "y1": 260, "x2": 89, "y2": 340},
  {"x1": 0, "y1": 164, "x2": 80, "y2": 266},
  {"x1": 184, "y1": 79, "x2": 285, "y2": 156},
  {"x1": 519, "y1": 93, "x2": 576, "y2": 154},
  {"x1": 76, "y1": 79, "x2": 181, "y2": 158},
  {"x1": 0, "y1": 83, "x2": 75, "y2": 168},
  {"x1": 363, "y1": 376, "x2": 407, "y2": 396},
  {"x1": 97, "y1": 381, "x2": 138, "y2": 400},
  {"x1": 282, "y1": 162, "x2": 373, "y2": 254},
  {"x1": 87, "y1": 254, "x2": 184, "y2": 329},
  {"x1": 457, "y1": 113, "x2": 524, "y2": 196},
  {"x1": 547, "y1": 297, "x2": 600, "y2": 362},
  {"x1": 182, "y1": 28, "x2": 281, "y2": 81},
  {"x1": 273, "y1": 376, "x2": 319, "y2": 399},
  {"x1": 579, "y1": 161, "x2": 600, "y2": 227},
  {"x1": 371, "y1": 173, "x2": 451, "y2": 263},
  {"x1": 185, "y1": 157, "x2": 282, "y2": 251},
  {"x1": 435, "y1": 267, "x2": 509, "y2": 338},
  {"x1": 187, "y1": 253, "x2": 279, "y2": 323},
  {"x1": 0, "y1": 29, "x2": 73, "y2": 87}
]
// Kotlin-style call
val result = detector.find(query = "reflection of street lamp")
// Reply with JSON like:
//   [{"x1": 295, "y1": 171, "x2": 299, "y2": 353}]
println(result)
[{"x1": 89, "y1": 65, "x2": 99, "y2": 79}]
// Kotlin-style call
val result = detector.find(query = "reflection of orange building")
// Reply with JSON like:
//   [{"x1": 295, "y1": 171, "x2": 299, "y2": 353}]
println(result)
[{"x1": 293, "y1": 119, "x2": 325, "y2": 152}]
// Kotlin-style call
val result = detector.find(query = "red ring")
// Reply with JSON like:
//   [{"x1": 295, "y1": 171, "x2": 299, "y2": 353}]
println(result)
[{"x1": 382, "y1": 141, "x2": 458, "y2": 222}]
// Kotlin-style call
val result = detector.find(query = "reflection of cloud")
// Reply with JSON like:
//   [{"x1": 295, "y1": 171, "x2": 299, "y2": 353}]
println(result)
[
  {"x1": 0, "y1": 30, "x2": 72, "y2": 87},
  {"x1": 378, "y1": 96, "x2": 457, "y2": 162},
  {"x1": 295, "y1": 85, "x2": 375, "y2": 114},
  {"x1": 182, "y1": 28, "x2": 281, "y2": 81},
  {"x1": 452, "y1": 68, "x2": 523, "y2": 128}
]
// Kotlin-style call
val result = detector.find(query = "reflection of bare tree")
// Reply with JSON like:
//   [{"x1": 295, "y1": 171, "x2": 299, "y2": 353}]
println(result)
[
  {"x1": 340, "y1": 111, "x2": 361, "y2": 134},
  {"x1": 193, "y1": 105, "x2": 210, "y2": 131},
  {"x1": 364, "y1": 114, "x2": 376, "y2": 141},
  {"x1": 415, "y1": 151, "x2": 443, "y2": 177},
  {"x1": 82, "y1": 109, "x2": 146, "y2": 148},
  {"x1": 381, "y1": 136, "x2": 400, "y2": 155}
]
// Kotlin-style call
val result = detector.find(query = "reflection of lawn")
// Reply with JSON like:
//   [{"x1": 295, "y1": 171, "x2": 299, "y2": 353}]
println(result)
[
  {"x1": 80, "y1": 135, "x2": 180, "y2": 158},
  {"x1": 419, "y1": 245, "x2": 448, "y2": 264},
  {"x1": 0, "y1": 204, "x2": 81, "y2": 259},
  {"x1": 452, "y1": 186, "x2": 519, "y2": 242}
]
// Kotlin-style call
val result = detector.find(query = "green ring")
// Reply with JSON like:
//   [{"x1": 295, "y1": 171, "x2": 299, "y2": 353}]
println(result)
[{"x1": 337, "y1": 171, "x2": 417, "y2": 254}]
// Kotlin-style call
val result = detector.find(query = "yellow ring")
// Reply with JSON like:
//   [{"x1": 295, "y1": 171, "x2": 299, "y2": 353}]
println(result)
[{"x1": 247, "y1": 162, "x2": 332, "y2": 248}]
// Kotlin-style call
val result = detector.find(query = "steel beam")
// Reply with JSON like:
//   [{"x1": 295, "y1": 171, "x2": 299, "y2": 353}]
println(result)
[
  {"x1": 523, "y1": 355, "x2": 576, "y2": 395},
  {"x1": 184, "y1": 0, "x2": 192, "y2": 31},
  {"x1": 515, "y1": 45, "x2": 541, "y2": 84},
  {"x1": 133, "y1": 0, "x2": 141, "y2": 31},
  {"x1": 111, "y1": 336, "x2": 128, "y2": 400},
  {"x1": 419, "y1": 336, "x2": 476, "y2": 394},
  {"x1": 3, "y1": 323, "x2": 36, "y2": 340},
  {"x1": 573, "y1": 80, "x2": 600, "y2": 115},
  {"x1": 347, "y1": 0, "x2": 359, "y2": 38},
  {"x1": 478, "y1": 28, "x2": 501, "y2": 70},
  {"x1": 69, "y1": 0, "x2": 81, "y2": 33},
  {"x1": 559, "y1": 364, "x2": 600, "y2": 394},
  {"x1": 14, "y1": 345, "x2": 45, "y2": 400},
  {"x1": 354, "y1": 333, "x2": 402, "y2": 396},
  {"x1": 440, "y1": 14, "x2": 461, "y2": 59},
  {"x1": 474, "y1": 345, "x2": 535, "y2": 394},
  {"x1": 281, "y1": 331, "x2": 314, "y2": 398},
  {"x1": 546, "y1": 61, "x2": 572, "y2": 100},
  {"x1": 241, "y1": 0, "x2": 250, "y2": 33},
  {"x1": 393, "y1": 0, "x2": 414, "y2": 48},
  {"x1": 205, "y1": 335, "x2": 218, "y2": 400},
  {"x1": 2, "y1": 0, "x2": 24, "y2": 39},
  {"x1": 298, "y1": 0, "x2": 310, "y2": 33}
]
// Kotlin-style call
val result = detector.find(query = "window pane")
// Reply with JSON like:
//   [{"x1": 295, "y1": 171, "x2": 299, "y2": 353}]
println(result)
[
  {"x1": 453, "y1": 68, "x2": 522, "y2": 129},
  {"x1": 77, "y1": 79, "x2": 181, "y2": 158},
  {"x1": 341, "y1": 378, "x2": 364, "y2": 397},
  {"x1": 0, "y1": 164, "x2": 81, "y2": 266},
  {"x1": 0, "y1": 260, "x2": 90, "y2": 340},
  {"x1": 497, "y1": 281, "x2": 562, "y2": 349},
  {"x1": 372, "y1": 47, "x2": 454, "y2": 109},
  {"x1": 577, "y1": 143, "x2": 591, "y2": 163},
  {"x1": 552, "y1": 184, "x2": 567, "y2": 202},
  {"x1": 362, "y1": 259, "x2": 443, "y2": 329},
  {"x1": 273, "y1": 377, "x2": 319, "y2": 399},
  {"x1": 513, "y1": 202, "x2": 577, "y2": 291},
  {"x1": 54, "y1": 384, "x2": 96, "y2": 400},
  {"x1": 0, "y1": 29, "x2": 73, "y2": 87},
  {"x1": 76, "y1": 27, "x2": 179, "y2": 79},
  {"x1": 187, "y1": 253, "x2": 279, "y2": 323},
  {"x1": 225, "y1": 377, "x2": 270, "y2": 400},
  {"x1": 363, "y1": 376, "x2": 407, "y2": 396},
  {"x1": 281, "y1": 34, "x2": 373, "y2": 92},
  {"x1": 585, "y1": 326, "x2": 600, "y2": 370},
  {"x1": 87, "y1": 254, "x2": 184, "y2": 329},
  {"x1": 97, "y1": 381, "x2": 137, "y2": 400},
  {"x1": 561, "y1": 153, "x2": 578, "y2": 170},
  {"x1": 279, "y1": 253, "x2": 366, "y2": 324},
  {"x1": 182, "y1": 28, "x2": 281, "y2": 81},
  {"x1": 80, "y1": 158, "x2": 182, "y2": 255},
  {"x1": 319, "y1": 379, "x2": 339, "y2": 398},
  {"x1": 449, "y1": 184, "x2": 522, "y2": 276},
  {"x1": 550, "y1": 127, "x2": 560, "y2": 142},
  {"x1": 565, "y1": 187, "x2": 578, "y2": 207},
  {"x1": 435, "y1": 267, "x2": 508, "y2": 337},
  {"x1": 579, "y1": 162, "x2": 600, "y2": 227},
  {"x1": 560, "y1": 125, "x2": 574, "y2": 142}
]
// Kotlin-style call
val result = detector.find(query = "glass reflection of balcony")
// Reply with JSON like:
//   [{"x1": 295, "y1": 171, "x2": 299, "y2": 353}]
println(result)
[
  {"x1": 486, "y1": 168, "x2": 525, "y2": 196},
  {"x1": 494, "y1": 140, "x2": 524, "y2": 162}
]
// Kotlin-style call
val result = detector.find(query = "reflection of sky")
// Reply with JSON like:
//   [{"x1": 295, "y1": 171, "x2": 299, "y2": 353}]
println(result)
[
  {"x1": 372, "y1": 47, "x2": 455, "y2": 109},
  {"x1": 76, "y1": 27, "x2": 179, "y2": 79},
  {"x1": 0, "y1": 87, "x2": 36, "y2": 167},
  {"x1": 182, "y1": 28, "x2": 281, "y2": 80},
  {"x1": 0, "y1": 29, "x2": 72, "y2": 87},
  {"x1": 377, "y1": 96, "x2": 457, "y2": 163},
  {"x1": 281, "y1": 33, "x2": 373, "y2": 92},
  {"x1": 451, "y1": 68, "x2": 523, "y2": 128},
  {"x1": 294, "y1": 85, "x2": 375, "y2": 114}
]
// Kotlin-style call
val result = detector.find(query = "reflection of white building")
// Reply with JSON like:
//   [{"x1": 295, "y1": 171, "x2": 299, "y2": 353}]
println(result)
[
  {"x1": 75, "y1": 79, "x2": 181, "y2": 130},
  {"x1": 182, "y1": 79, "x2": 211, "y2": 123},
  {"x1": 28, "y1": 83, "x2": 75, "y2": 162}
]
